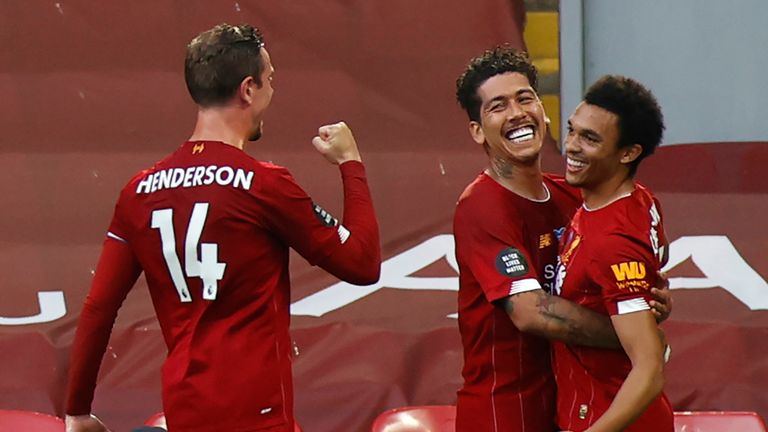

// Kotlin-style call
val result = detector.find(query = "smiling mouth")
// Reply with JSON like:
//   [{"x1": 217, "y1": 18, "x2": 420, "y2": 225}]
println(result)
[
  {"x1": 566, "y1": 157, "x2": 586, "y2": 170},
  {"x1": 505, "y1": 126, "x2": 535, "y2": 143}
]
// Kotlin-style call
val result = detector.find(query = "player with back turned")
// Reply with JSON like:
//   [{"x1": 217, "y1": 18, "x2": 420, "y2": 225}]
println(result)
[{"x1": 65, "y1": 23, "x2": 381, "y2": 432}]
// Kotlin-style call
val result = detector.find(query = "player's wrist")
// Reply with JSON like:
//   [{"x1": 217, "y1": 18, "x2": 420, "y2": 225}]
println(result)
[
  {"x1": 336, "y1": 151, "x2": 362, "y2": 164},
  {"x1": 338, "y1": 156, "x2": 362, "y2": 166}
]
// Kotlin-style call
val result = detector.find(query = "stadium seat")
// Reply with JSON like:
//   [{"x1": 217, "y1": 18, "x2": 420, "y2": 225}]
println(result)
[
  {"x1": 0, "y1": 409, "x2": 64, "y2": 431},
  {"x1": 144, "y1": 412, "x2": 304, "y2": 431},
  {"x1": 371, "y1": 405, "x2": 456, "y2": 432},
  {"x1": 674, "y1": 411, "x2": 767, "y2": 432}
]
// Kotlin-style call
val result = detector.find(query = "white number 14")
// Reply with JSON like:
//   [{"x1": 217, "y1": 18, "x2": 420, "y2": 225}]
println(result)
[{"x1": 151, "y1": 203, "x2": 226, "y2": 302}]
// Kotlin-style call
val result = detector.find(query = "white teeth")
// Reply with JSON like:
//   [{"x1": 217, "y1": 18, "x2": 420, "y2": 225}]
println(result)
[
  {"x1": 506, "y1": 126, "x2": 534, "y2": 143},
  {"x1": 567, "y1": 158, "x2": 586, "y2": 168}
]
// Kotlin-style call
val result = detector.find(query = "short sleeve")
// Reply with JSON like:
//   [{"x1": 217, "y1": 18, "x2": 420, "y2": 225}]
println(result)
[
  {"x1": 591, "y1": 233, "x2": 657, "y2": 316},
  {"x1": 258, "y1": 167, "x2": 346, "y2": 265},
  {"x1": 454, "y1": 199, "x2": 541, "y2": 303}
]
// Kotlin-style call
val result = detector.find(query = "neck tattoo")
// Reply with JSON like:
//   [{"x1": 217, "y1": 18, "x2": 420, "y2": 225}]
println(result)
[{"x1": 490, "y1": 157, "x2": 513, "y2": 179}]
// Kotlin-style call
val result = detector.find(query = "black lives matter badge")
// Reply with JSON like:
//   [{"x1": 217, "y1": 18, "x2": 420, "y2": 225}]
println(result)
[
  {"x1": 313, "y1": 204, "x2": 339, "y2": 227},
  {"x1": 495, "y1": 247, "x2": 530, "y2": 277}
]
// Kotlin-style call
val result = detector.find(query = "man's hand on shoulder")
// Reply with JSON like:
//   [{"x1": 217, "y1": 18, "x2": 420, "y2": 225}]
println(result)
[
  {"x1": 311, "y1": 121, "x2": 362, "y2": 165},
  {"x1": 65, "y1": 414, "x2": 111, "y2": 432},
  {"x1": 649, "y1": 271, "x2": 673, "y2": 323}
]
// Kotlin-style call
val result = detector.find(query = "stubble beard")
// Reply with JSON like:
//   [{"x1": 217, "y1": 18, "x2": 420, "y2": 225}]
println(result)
[{"x1": 249, "y1": 122, "x2": 263, "y2": 142}]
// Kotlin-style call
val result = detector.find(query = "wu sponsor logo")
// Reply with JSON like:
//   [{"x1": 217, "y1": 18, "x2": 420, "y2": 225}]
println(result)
[{"x1": 611, "y1": 261, "x2": 646, "y2": 281}]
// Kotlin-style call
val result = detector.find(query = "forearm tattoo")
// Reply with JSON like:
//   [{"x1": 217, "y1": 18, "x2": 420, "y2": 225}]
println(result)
[{"x1": 534, "y1": 290, "x2": 615, "y2": 347}]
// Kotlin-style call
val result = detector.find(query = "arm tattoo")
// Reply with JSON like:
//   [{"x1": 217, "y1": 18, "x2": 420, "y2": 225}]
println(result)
[
  {"x1": 535, "y1": 291, "x2": 567, "y2": 323},
  {"x1": 534, "y1": 290, "x2": 619, "y2": 348}
]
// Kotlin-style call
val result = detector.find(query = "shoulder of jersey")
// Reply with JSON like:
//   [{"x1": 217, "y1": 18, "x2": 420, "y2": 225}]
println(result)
[
  {"x1": 543, "y1": 172, "x2": 565, "y2": 182},
  {"x1": 626, "y1": 185, "x2": 657, "y2": 212},
  {"x1": 123, "y1": 161, "x2": 165, "y2": 192},
  {"x1": 254, "y1": 159, "x2": 288, "y2": 172},
  {"x1": 598, "y1": 187, "x2": 657, "y2": 240},
  {"x1": 633, "y1": 182, "x2": 659, "y2": 203},
  {"x1": 543, "y1": 173, "x2": 580, "y2": 200},
  {"x1": 456, "y1": 172, "x2": 496, "y2": 205}
]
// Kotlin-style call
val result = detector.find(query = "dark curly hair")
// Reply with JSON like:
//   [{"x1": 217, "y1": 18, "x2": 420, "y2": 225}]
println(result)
[
  {"x1": 184, "y1": 23, "x2": 266, "y2": 107},
  {"x1": 456, "y1": 45, "x2": 538, "y2": 123},
  {"x1": 583, "y1": 75, "x2": 665, "y2": 177}
]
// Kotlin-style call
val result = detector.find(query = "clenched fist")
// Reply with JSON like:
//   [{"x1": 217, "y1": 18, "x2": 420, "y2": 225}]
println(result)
[{"x1": 311, "y1": 121, "x2": 362, "y2": 165}]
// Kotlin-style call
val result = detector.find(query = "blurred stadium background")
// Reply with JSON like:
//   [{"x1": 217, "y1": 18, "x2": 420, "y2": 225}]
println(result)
[{"x1": 0, "y1": 0, "x2": 766, "y2": 430}]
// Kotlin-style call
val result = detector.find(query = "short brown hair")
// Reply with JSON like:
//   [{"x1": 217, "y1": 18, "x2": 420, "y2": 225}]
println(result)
[{"x1": 184, "y1": 23, "x2": 265, "y2": 106}]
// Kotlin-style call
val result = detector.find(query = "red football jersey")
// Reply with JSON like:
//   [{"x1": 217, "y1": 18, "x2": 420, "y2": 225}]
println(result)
[
  {"x1": 552, "y1": 184, "x2": 673, "y2": 432},
  {"x1": 67, "y1": 141, "x2": 379, "y2": 432},
  {"x1": 454, "y1": 172, "x2": 580, "y2": 432}
]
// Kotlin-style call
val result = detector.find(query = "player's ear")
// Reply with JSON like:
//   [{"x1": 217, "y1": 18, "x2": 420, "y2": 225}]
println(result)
[
  {"x1": 239, "y1": 76, "x2": 256, "y2": 104},
  {"x1": 469, "y1": 121, "x2": 486, "y2": 146},
  {"x1": 620, "y1": 143, "x2": 643, "y2": 164}
]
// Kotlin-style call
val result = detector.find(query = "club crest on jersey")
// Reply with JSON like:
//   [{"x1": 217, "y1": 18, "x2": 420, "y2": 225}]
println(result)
[
  {"x1": 579, "y1": 404, "x2": 589, "y2": 420},
  {"x1": 495, "y1": 247, "x2": 529, "y2": 277},
  {"x1": 192, "y1": 143, "x2": 205, "y2": 154},
  {"x1": 313, "y1": 204, "x2": 338, "y2": 227},
  {"x1": 560, "y1": 233, "x2": 581, "y2": 266}
]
